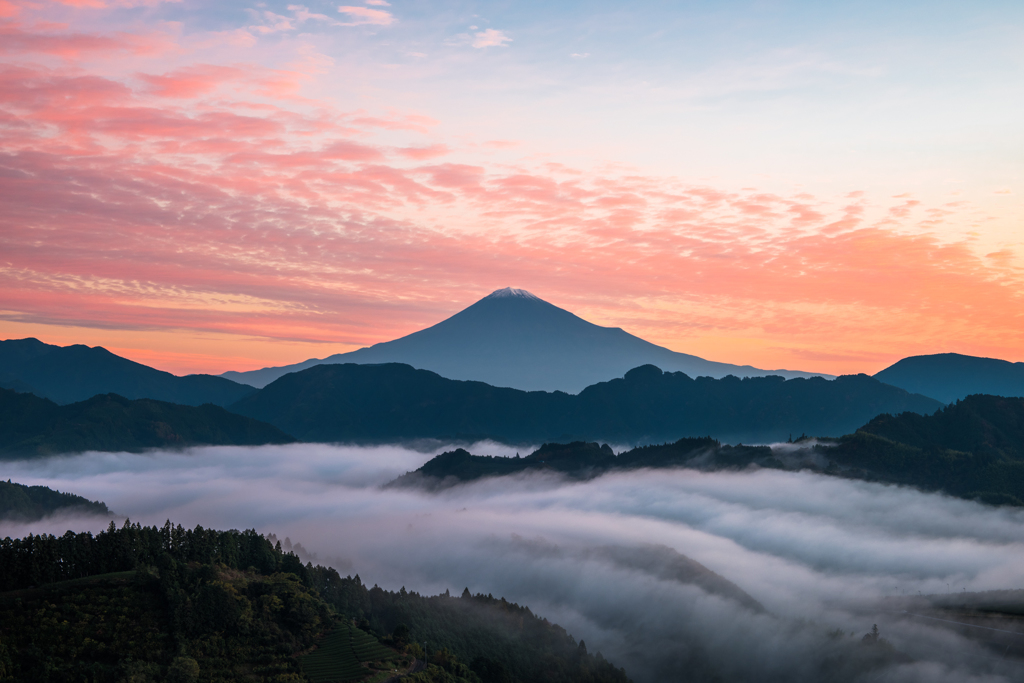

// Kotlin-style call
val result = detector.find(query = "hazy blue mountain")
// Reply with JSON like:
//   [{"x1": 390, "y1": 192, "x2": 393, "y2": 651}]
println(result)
[
  {"x1": 0, "y1": 338, "x2": 256, "y2": 406},
  {"x1": 873, "y1": 353, "x2": 1024, "y2": 404},
  {"x1": 229, "y1": 362, "x2": 941, "y2": 445},
  {"x1": 0, "y1": 387, "x2": 294, "y2": 457},
  {"x1": 222, "y1": 288, "x2": 831, "y2": 392}
]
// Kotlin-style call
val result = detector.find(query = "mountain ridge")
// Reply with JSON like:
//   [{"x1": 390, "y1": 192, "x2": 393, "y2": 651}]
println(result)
[
  {"x1": 0, "y1": 338, "x2": 256, "y2": 407},
  {"x1": 873, "y1": 352, "x2": 1024, "y2": 404},
  {"x1": 222, "y1": 288, "x2": 832, "y2": 392},
  {"x1": 228, "y1": 361, "x2": 942, "y2": 445}
]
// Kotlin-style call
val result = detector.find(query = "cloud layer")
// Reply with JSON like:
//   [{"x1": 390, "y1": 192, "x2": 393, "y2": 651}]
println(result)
[{"x1": 3, "y1": 445, "x2": 1023, "y2": 682}]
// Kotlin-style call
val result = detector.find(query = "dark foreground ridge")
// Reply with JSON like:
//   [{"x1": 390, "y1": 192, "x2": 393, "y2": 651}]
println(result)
[
  {"x1": 0, "y1": 387, "x2": 294, "y2": 458},
  {"x1": 230, "y1": 362, "x2": 942, "y2": 445},
  {"x1": 393, "y1": 395, "x2": 1024, "y2": 507},
  {"x1": 0, "y1": 520, "x2": 632, "y2": 683}
]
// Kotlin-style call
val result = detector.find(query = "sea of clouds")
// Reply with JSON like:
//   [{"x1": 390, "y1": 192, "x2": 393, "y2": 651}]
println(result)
[{"x1": 3, "y1": 443, "x2": 1023, "y2": 682}]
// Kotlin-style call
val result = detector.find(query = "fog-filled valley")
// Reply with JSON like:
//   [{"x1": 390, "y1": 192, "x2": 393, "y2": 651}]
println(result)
[{"x1": 4, "y1": 443, "x2": 1023, "y2": 682}]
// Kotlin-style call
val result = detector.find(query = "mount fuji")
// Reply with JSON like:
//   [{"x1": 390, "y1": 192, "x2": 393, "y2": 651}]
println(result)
[{"x1": 221, "y1": 288, "x2": 831, "y2": 392}]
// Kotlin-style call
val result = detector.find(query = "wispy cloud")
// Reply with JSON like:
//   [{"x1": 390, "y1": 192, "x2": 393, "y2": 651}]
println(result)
[
  {"x1": 472, "y1": 28, "x2": 511, "y2": 48},
  {"x1": 337, "y1": 4, "x2": 394, "y2": 26}
]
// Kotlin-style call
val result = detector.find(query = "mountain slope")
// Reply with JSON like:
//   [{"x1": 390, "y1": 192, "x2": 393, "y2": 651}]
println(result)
[
  {"x1": 0, "y1": 388, "x2": 294, "y2": 457},
  {"x1": 222, "y1": 288, "x2": 830, "y2": 392},
  {"x1": 873, "y1": 353, "x2": 1024, "y2": 404},
  {"x1": 0, "y1": 480, "x2": 111, "y2": 520},
  {"x1": 823, "y1": 395, "x2": 1024, "y2": 506},
  {"x1": 229, "y1": 362, "x2": 941, "y2": 445},
  {"x1": 0, "y1": 338, "x2": 256, "y2": 406}
]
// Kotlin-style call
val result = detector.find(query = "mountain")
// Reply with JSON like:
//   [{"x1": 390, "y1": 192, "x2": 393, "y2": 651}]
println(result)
[
  {"x1": 0, "y1": 337, "x2": 256, "y2": 406},
  {"x1": 0, "y1": 387, "x2": 294, "y2": 457},
  {"x1": 822, "y1": 394, "x2": 1024, "y2": 506},
  {"x1": 873, "y1": 353, "x2": 1024, "y2": 404},
  {"x1": 221, "y1": 288, "x2": 830, "y2": 392},
  {"x1": 229, "y1": 362, "x2": 942, "y2": 445},
  {"x1": 0, "y1": 480, "x2": 111, "y2": 520},
  {"x1": 390, "y1": 395, "x2": 1024, "y2": 508},
  {"x1": 388, "y1": 438, "x2": 773, "y2": 490}
]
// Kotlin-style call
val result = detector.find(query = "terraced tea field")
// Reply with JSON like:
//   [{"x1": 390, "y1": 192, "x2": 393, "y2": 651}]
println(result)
[{"x1": 301, "y1": 621, "x2": 395, "y2": 682}]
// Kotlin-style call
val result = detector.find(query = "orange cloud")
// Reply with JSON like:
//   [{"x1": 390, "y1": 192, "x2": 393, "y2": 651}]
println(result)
[{"x1": 0, "y1": 15, "x2": 1021, "y2": 376}]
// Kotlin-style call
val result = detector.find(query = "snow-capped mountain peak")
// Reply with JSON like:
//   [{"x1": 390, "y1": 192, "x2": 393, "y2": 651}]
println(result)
[{"x1": 484, "y1": 287, "x2": 540, "y2": 300}]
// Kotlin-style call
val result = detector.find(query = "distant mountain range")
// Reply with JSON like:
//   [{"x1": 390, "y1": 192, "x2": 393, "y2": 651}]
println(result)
[
  {"x1": 0, "y1": 338, "x2": 255, "y2": 406},
  {"x1": 389, "y1": 394, "x2": 1024, "y2": 507},
  {"x1": 873, "y1": 353, "x2": 1024, "y2": 404},
  {"x1": 229, "y1": 362, "x2": 942, "y2": 445},
  {"x1": 0, "y1": 388, "x2": 293, "y2": 458},
  {"x1": 221, "y1": 288, "x2": 831, "y2": 392}
]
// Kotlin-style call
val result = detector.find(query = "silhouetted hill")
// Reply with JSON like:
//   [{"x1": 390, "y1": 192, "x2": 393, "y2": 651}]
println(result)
[
  {"x1": 0, "y1": 480, "x2": 110, "y2": 520},
  {"x1": 389, "y1": 438, "x2": 771, "y2": 490},
  {"x1": 0, "y1": 338, "x2": 256, "y2": 406},
  {"x1": 229, "y1": 362, "x2": 941, "y2": 445},
  {"x1": 873, "y1": 353, "x2": 1024, "y2": 404},
  {"x1": 222, "y1": 287, "x2": 829, "y2": 391},
  {"x1": 0, "y1": 388, "x2": 294, "y2": 457},
  {"x1": 823, "y1": 395, "x2": 1024, "y2": 505}
]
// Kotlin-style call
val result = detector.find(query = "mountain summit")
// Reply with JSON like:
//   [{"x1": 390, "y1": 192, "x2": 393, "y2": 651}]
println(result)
[{"x1": 222, "y1": 288, "x2": 830, "y2": 391}]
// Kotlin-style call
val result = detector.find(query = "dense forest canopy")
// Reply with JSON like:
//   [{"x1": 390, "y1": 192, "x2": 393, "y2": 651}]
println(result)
[{"x1": 0, "y1": 521, "x2": 631, "y2": 683}]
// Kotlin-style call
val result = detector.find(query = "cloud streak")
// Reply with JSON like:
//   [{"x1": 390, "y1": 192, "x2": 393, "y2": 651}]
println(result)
[{"x1": 3, "y1": 445, "x2": 1023, "y2": 682}]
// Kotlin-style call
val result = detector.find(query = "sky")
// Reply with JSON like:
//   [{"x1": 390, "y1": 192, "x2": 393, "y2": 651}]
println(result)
[
  {"x1": 1, "y1": 0, "x2": 1022, "y2": 376},
  {"x1": 4, "y1": 444, "x2": 1024, "y2": 681}
]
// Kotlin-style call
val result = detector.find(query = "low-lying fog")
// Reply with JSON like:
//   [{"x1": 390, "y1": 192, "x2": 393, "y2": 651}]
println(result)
[{"x1": 3, "y1": 443, "x2": 1023, "y2": 682}]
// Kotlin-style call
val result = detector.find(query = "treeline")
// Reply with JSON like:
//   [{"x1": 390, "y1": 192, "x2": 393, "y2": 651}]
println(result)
[
  {"x1": 0, "y1": 522, "x2": 631, "y2": 683},
  {"x1": 0, "y1": 520, "x2": 304, "y2": 591}
]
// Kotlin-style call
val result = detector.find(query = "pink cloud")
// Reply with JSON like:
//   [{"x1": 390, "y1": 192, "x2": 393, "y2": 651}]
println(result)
[
  {"x1": 472, "y1": 29, "x2": 511, "y2": 48},
  {"x1": 337, "y1": 5, "x2": 393, "y2": 26},
  {"x1": 0, "y1": 15, "x2": 1021, "y2": 377}
]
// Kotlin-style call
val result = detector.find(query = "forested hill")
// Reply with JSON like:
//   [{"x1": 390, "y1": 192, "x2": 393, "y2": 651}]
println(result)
[
  {"x1": 0, "y1": 521, "x2": 632, "y2": 683},
  {"x1": 0, "y1": 337, "x2": 256, "y2": 407},
  {"x1": 230, "y1": 362, "x2": 942, "y2": 445},
  {"x1": 390, "y1": 438, "x2": 772, "y2": 489},
  {"x1": 823, "y1": 395, "x2": 1024, "y2": 506},
  {"x1": 0, "y1": 479, "x2": 110, "y2": 520},
  {"x1": 393, "y1": 397, "x2": 1024, "y2": 508},
  {"x1": 0, "y1": 388, "x2": 294, "y2": 458}
]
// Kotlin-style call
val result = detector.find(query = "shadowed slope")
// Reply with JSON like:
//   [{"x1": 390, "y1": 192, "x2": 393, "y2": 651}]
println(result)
[
  {"x1": 873, "y1": 353, "x2": 1024, "y2": 404},
  {"x1": 0, "y1": 338, "x2": 256, "y2": 407}
]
